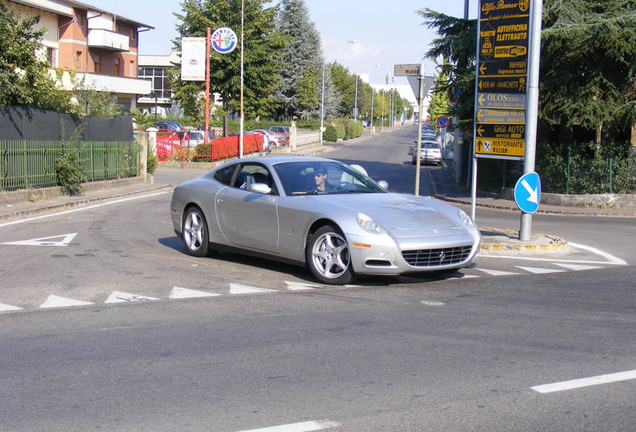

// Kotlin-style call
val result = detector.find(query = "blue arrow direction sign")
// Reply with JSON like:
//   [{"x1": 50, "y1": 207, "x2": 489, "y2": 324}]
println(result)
[{"x1": 514, "y1": 172, "x2": 541, "y2": 213}]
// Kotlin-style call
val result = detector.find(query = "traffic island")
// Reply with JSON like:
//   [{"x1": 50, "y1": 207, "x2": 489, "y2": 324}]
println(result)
[{"x1": 479, "y1": 227, "x2": 570, "y2": 256}]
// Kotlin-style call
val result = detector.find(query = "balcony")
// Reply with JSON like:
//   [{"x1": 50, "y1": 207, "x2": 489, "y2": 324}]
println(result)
[
  {"x1": 53, "y1": 70, "x2": 151, "y2": 95},
  {"x1": 88, "y1": 29, "x2": 129, "y2": 52}
]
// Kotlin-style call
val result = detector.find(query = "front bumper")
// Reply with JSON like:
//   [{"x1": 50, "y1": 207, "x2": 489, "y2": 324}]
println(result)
[{"x1": 347, "y1": 232, "x2": 480, "y2": 276}]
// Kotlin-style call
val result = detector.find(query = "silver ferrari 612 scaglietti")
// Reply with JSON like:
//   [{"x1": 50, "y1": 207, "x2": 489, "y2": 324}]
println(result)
[{"x1": 170, "y1": 156, "x2": 480, "y2": 284}]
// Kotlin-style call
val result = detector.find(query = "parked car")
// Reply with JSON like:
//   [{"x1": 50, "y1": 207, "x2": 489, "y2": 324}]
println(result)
[
  {"x1": 252, "y1": 129, "x2": 285, "y2": 148},
  {"x1": 156, "y1": 120, "x2": 182, "y2": 132},
  {"x1": 170, "y1": 156, "x2": 480, "y2": 284},
  {"x1": 412, "y1": 141, "x2": 443, "y2": 166},
  {"x1": 268, "y1": 125, "x2": 290, "y2": 144}
]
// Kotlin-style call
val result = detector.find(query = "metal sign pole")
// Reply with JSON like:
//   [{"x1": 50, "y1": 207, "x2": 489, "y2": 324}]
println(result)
[
  {"x1": 519, "y1": 0, "x2": 543, "y2": 241},
  {"x1": 414, "y1": 64, "x2": 425, "y2": 196}
]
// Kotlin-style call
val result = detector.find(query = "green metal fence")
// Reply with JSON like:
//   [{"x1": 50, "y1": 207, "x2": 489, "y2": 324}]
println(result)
[{"x1": 1, "y1": 140, "x2": 140, "y2": 191}]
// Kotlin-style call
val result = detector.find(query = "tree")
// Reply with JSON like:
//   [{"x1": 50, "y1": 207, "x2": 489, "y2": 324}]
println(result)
[
  {"x1": 275, "y1": 0, "x2": 323, "y2": 118},
  {"x1": 172, "y1": 0, "x2": 287, "y2": 132},
  {"x1": 418, "y1": 8, "x2": 477, "y2": 130},
  {"x1": 540, "y1": 0, "x2": 636, "y2": 143},
  {"x1": 427, "y1": 60, "x2": 451, "y2": 129},
  {"x1": 0, "y1": 3, "x2": 71, "y2": 111}
]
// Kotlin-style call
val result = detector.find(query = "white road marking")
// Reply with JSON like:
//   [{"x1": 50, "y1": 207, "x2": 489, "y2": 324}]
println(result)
[
  {"x1": 553, "y1": 263, "x2": 602, "y2": 271},
  {"x1": 476, "y1": 268, "x2": 521, "y2": 276},
  {"x1": 229, "y1": 283, "x2": 277, "y2": 295},
  {"x1": 105, "y1": 291, "x2": 159, "y2": 303},
  {"x1": 39, "y1": 295, "x2": 94, "y2": 309},
  {"x1": 2, "y1": 232, "x2": 77, "y2": 247},
  {"x1": 482, "y1": 242, "x2": 628, "y2": 266},
  {"x1": 285, "y1": 281, "x2": 320, "y2": 291},
  {"x1": 567, "y1": 242, "x2": 628, "y2": 265},
  {"x1": 516, "y1": 266, "x2": 565, "y2": 274},
  {"x1": 0, "y1": 191, "x2": 169, "y2": 229},
  {"x1": 236, "y1": 420, "x2": 340, "y2": 432},
  {"x1": 169, "y1": 287, "x2": 221, "y2": 299},
  {"x1": 0, "y1": 303, "x2": 23, "y2": 312},
  {"x1": 531, "y1": 370, "x2": 636, "y2": 394}
]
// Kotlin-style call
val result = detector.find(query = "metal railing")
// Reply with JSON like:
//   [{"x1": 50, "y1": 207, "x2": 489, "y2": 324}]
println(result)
[{"x1": 1, "y1": 140, "x2": 139, "y2": 191}]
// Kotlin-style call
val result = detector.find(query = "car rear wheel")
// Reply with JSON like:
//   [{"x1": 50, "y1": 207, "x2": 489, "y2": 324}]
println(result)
[
  {"x1": 182, "y1": 206, "x2": 209, "y2": 257},
  {"x1": 306, "y1": 225, "x2": 354, "y2": 285}
]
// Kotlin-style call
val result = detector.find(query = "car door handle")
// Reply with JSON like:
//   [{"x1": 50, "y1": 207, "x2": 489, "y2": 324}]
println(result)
[{"x1": 217, "y1": 199, "x2": 224, "y2": 204}]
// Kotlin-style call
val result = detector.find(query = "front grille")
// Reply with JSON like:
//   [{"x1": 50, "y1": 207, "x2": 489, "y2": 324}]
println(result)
[{"x1": 402, "y1": 245, "x2": 473, "y2": 267}]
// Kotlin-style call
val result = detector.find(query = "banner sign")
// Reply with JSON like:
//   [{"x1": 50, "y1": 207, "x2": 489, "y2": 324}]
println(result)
[{"x1": 181, "y1": 37, "x2": 206, "y2": 81}]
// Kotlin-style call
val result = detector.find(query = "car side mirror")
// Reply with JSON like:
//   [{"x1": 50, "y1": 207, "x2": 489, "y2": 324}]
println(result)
[{"x1": 249, "y1": 183, "x2": 272, "y2": 195}]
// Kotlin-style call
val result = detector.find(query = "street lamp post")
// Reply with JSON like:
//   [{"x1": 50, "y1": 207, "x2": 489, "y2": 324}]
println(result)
[
  {"x1": 320, "y1": 59, "x2": 325, "y2": 145},
  {"x1": 353, "y1": 74, "x2": 358, "y2": 121}
]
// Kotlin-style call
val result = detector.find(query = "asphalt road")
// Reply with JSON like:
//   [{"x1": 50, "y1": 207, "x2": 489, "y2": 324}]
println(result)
[{"x1": 1, "y1": 127, "x2": 634, "y2": 432}]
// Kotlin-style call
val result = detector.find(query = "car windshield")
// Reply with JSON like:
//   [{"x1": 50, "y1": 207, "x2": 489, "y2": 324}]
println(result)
[{"x1": 274, "y1": 161, "x2": 386, "y2": 196}]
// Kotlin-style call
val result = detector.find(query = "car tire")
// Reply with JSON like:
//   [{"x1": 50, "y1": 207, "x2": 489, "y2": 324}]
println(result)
[
  {"x1": 412, "y1": 157, "x2": 416, "y2": 165},
  {"x1": 306, "y1": 225, "x2": 354, "y2": 285},
  {"x1": 182, "y1": 206, "x2": 210, "y2": 257}
]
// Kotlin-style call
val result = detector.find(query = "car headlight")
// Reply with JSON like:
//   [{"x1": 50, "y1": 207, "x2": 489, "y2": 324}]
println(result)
[
  {"x1": 458, "y1": 209, "x2": 476, "y2": 229},
  {"x1": 357, "y1": 213, "x2": 385, "y2": 234}
]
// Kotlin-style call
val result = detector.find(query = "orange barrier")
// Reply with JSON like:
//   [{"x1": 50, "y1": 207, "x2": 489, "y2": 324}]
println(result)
[{"x1": 156, "y1": 132, "x2": 263, "y2": 162}]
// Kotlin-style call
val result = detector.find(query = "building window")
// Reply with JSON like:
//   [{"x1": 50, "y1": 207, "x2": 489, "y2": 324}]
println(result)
[
  {"x1": 114, "y1": 58, "x2": 120, "y2": 76},
  {"x1": 46, "y1": 47, "x2": 57, "y2": 67},
  {"x1": 131, "y1": 29, "x2": 137, "y2": 40},
  {"x1": 75, "y1": 50, "x2": 83, "y2": 70},
  {"x1": 94, "y1": 55, "x2": 101, "y2": 73},
  {"x1": 138, "y1": 66, "x2": 171, "y2": 99},
  {"x1": 129, "y1": 60, "x2": 134, "y2": 77}
]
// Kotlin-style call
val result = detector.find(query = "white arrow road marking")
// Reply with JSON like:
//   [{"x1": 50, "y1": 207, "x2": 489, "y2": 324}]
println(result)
[
  {"x1": 516, "y1": 266, "x2": 565, "y2": 274},
  {"x1": 284, "y1": 281, "x2": 321, "y2": 291},
  {"x1": 0, "y1": 303, "x2": 23, "y2": 312},
  {"x1": 521, "y1": 179, "x2": 538, "y2": 203},
  {"x1": 169, "y1": 287, "x2": 221, "y2": 299},
  {"x1": 229, "y1": 283, "x2": 277, "y2": 295},
  {"x1": 2, "y1": 233, "x2": 77, "y2": 247},
  {"x1": 531, "y1": 370, "x2": 636, "y2": 394},
  {"x1": 105, "y1": 291, "x2": 159, "y2": 303},
  {"x1": 236, "y1": 420, "x2": 340, "y2": 432},
  {"x1": 476, "y1": 268, "x2": 521, "y2": 276},
  {"x1": 39, "y1": 295, "x2": 94, "y2": 309},
  {"x1": 554, "y1": 263, "x2": 603, "y2": 271}
]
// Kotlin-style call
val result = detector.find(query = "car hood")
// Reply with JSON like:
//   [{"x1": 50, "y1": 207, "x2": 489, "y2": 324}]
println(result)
[{"x1": 309, "y1": 194, "x2": 466, "y2": 238}]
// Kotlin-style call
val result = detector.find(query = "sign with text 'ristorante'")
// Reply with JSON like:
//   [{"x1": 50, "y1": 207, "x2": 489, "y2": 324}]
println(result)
[{"x1": 474, "y1": 0, "x2": 530, "y2": 160}]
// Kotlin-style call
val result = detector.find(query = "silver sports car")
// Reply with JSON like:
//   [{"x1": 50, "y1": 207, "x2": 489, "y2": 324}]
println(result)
[{"x1": 170, "y1": 156, "x2": 480, "y2": 284}]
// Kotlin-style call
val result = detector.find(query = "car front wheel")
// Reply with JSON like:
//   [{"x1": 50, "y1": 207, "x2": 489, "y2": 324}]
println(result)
[
  {"x1": 182, "y1": 206, "x2": 209, "y2": 257},
  {"x1": 306, "y1": 225, "x2": 354, "y2": 285}
]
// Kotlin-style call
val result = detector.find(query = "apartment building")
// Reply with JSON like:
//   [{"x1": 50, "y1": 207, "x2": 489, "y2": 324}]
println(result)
[{"x1": 3, "y1": 0, "x2": 154, "y2": 112}]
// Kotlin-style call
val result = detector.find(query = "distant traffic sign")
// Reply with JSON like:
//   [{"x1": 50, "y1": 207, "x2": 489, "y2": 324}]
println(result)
[
  {"x1": 394, "y1": 64, "x2": 421, "y2": 76},
  {"x1": 514, "y1": 172, "x2": 541, "y2": 213},
  {"x1": 437, "y1": 116, "x2": 449, "y2": 128}
]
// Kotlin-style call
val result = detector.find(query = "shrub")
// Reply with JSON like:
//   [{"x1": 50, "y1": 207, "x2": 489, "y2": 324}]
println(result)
[
  {"x1": 55, "y1": 141, "x2": 86, "y2": 195},
  {"x1": 147, "y1": 149, "x2": 158, "y2": 174},
  {"x1": 324, "y1": 125, "x2": 338, "y2": 142},
  {"x1": 336, "y1": 125, "x2": 346, "y2": 140}
]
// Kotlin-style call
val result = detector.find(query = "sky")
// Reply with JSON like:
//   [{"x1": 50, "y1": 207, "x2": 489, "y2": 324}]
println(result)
[{"x1": 85, "y1": 0, "x2": 477, "y2": 87}]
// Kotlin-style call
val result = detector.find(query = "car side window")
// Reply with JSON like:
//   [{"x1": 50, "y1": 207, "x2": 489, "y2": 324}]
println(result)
[
  {"x1": 233, "y1": 163, "x2": 276, "y2": 193},
  {"x1": 214, "y1": 165, "x2": 237, "y2": 186}
]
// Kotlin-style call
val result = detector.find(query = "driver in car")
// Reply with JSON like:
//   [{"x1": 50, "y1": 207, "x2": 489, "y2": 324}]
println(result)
[{"x1": 313, "y1": 166, "x2": 328, "y2": 192}]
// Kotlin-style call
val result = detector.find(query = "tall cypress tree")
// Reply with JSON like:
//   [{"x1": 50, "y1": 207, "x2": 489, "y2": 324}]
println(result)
[{"x1": 275, "y1": 0, "x2": 326, "y2": 119}]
